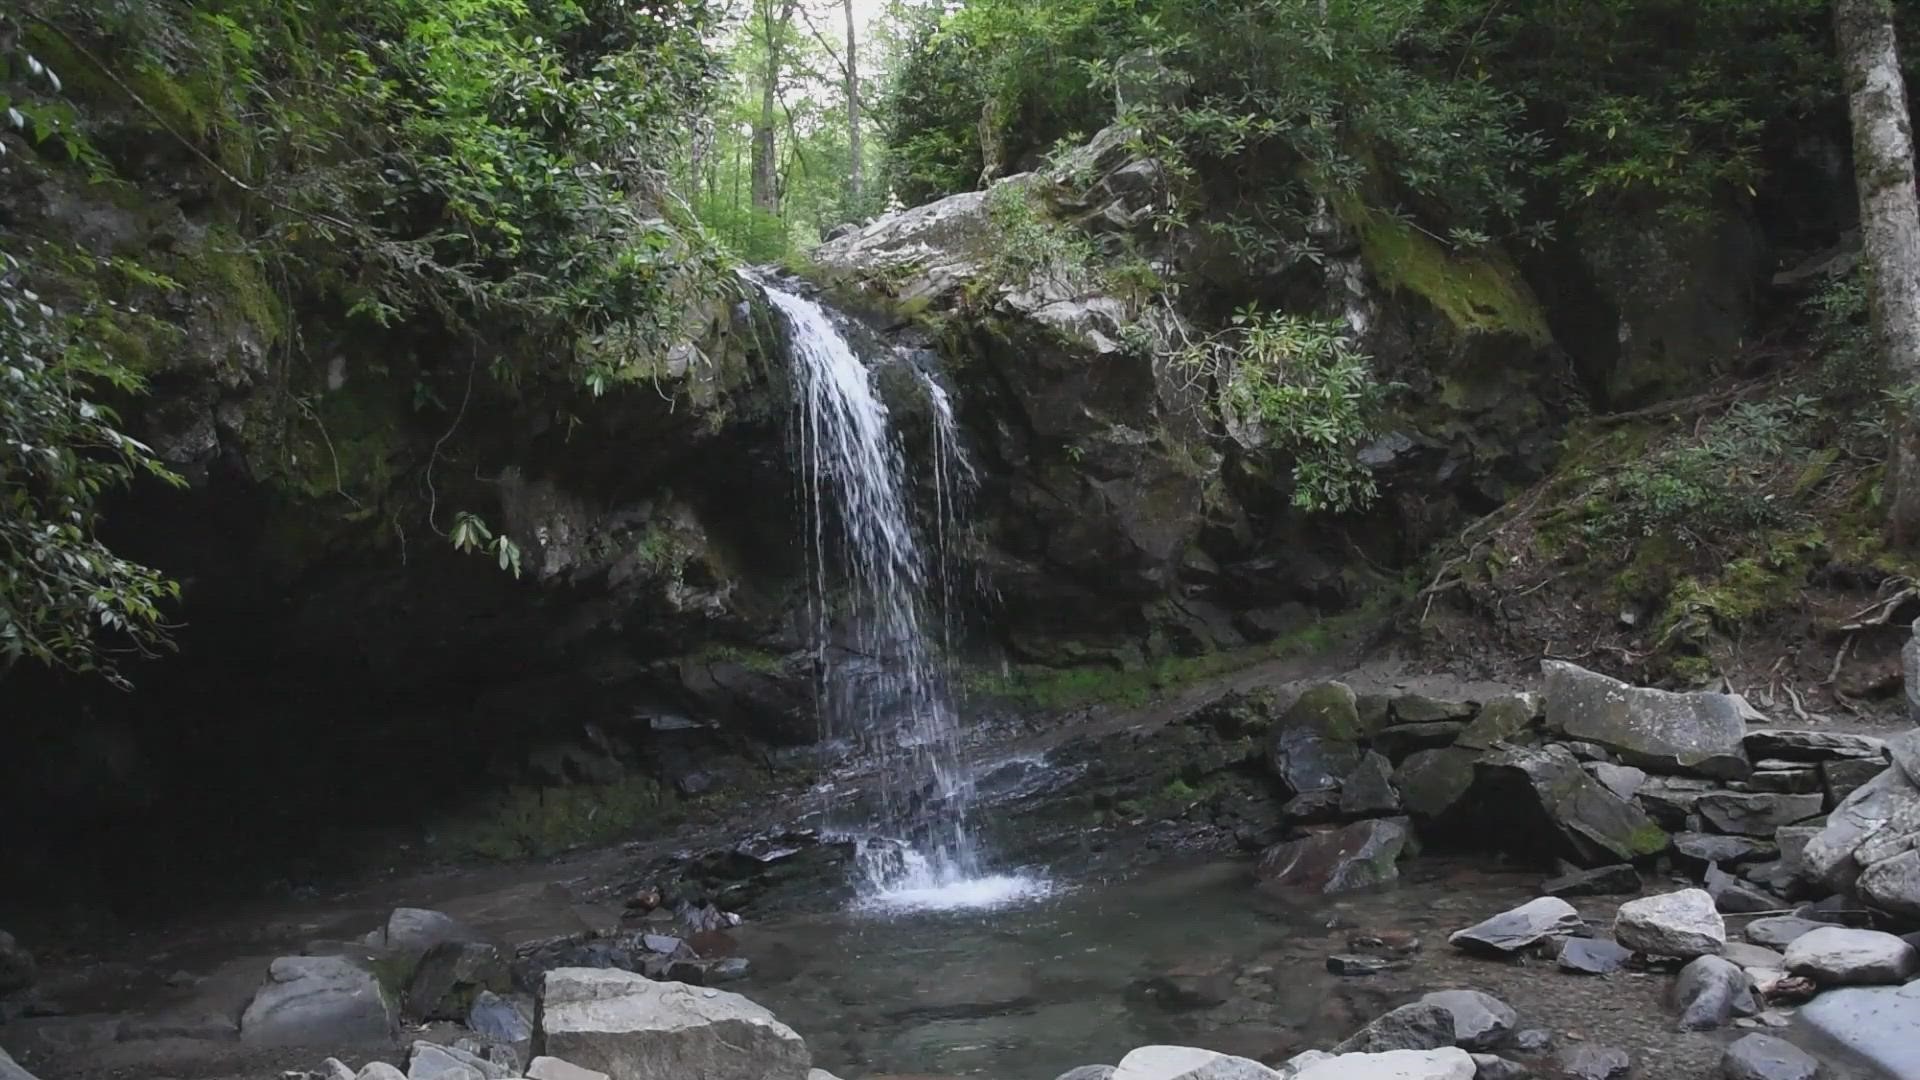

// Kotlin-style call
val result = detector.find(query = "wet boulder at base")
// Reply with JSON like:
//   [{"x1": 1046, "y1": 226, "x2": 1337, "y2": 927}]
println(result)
[
  {"x1": 537, "y1": 969, "x2": 809, "y2": 1080},
  {"x1": 1112, "y1": 1044, "x2": 1280, "y2": 1080},
  {"x1": 1669, "y1": 955, "x2": 1758, "y2": 1031},
  {"x1": 1254, "y1": 817, "x2": 1410, "y2": 895},
  {"x1": 1720, "y1": 1034, "x2": 1818, "y2": 1080},
  {"x1": 1267, "y1": 683, "x2": 1366, "y2": 799},
  {"x1": 1289, "y1": 1048, "x2": 1476, "y2": 1080},
  {"x1": 1798, "y1": 980, "x2": 1920, "y2": 1079},
  {"x1": 1541, "y1": 660, "x2": 1750, "y2": 779},
  {"x1": 1416, "y1": 990, "x2": 1517, "y2": 1051},
  {"x1": 1803, "y1": 766, "x2": 1920, "y2": 893},
  {"x1": 405, "y1": 941, "x2": 510, "y2": 1021}
]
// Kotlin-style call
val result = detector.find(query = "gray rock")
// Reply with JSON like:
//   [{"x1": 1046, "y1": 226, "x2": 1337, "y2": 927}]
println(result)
[
  {"x1": 1457, "y1": 695, "x2": 1540, "y2": 750},
  {"x1": 1339, "y1": 752, "x2": 1403, "y2": 817},
  {"x1": 1804, "y1": 767, "x2": 1920, "y2": 891},
  {"x1": 1745, "y1": 917, "x2": 1825, "y2": 949},
  {"x1": 0, "y1": 1048, "x2": 38, "y2": 1080},
  {"x1": 409, "y1": 1041, "x2": 511, "y2": 1080},
  {"x1": 1113, "y1": 1045, "x2": 1280, "y2": 1080},
  {"x1": 1392, "y1": 749, "x2": 1478, "y2": 821},
  {"x1": 1509, "y1": 1029, "x2": 1552, "y2": 1055},
  {"x1": 1289, "y1": 1049, "x2": 1475, "y2": 1080},
  {"x1": 526, "y1": 1058, "x2": 611, "y2": 1080},
  {"x1": 1330, "y1": 1002, "x2": 1457, "y2": 1054},
  {"x1": 322, "y1": 1059, "x2": 357, "y2": 1080},
  {"x1": 1721, "y1": 1034, "x2": 1818, "y2": 1080},
  {"x1": 1671, "y1": 955, "x2": 1758, "y2": 1031},
  {"x1": 1858, "y1": 847, "x2": 1920, "y2": 918},
  {"x1": 1468, "y1": 1055, "x2": 1532, "y2": 1080},
  {"x1": 1543, "y1": 864, "x2": 1641, "y2": 897},
  {"x1": 1783, "y1": 925, "x2": 1919, "y2": 985},
  {"x1": 0, "y1": 932, "x2": 35, "y2": 996},
  {"x1": 1706, "y1": 864, "x2": 1785, "y2": 914},
  {"x1": 1056, "y1": 1069, "x2": 1118, "y2": 1080},
  {"x1": 1696, "y1": 792, "x2": 1824, "y2": 837},
  {"x1": 1890, "y1": 728, "x2": 1920, "y2": 785},
  {"x1": 1254, "y1": 818, "x2": 1409, "y2": 895},
  {"x1": 1799, "y1": 981, "x2": 1920, "y2": 1079},
  {"x1": 1822, "y1": 758, "x2": 1887, "y2": 804},
  {"x1": 239, "y1": 956, "x2": 395, "y2": 1047},
  {"x1": 1556, "y1": 1045, "x2": 1631, "y2": 1080},
  {"x1": 1585, "y1": 763, "x2": 1648, "y2": 802},
  {"x1": 1744, "y1": 729, "x2": 1887, "y2": 762},
  {"x1": 538, "y1": 970, "x2": 809, "y2": 1080},
  {"x1": 383, "y1": 909, "x2": 481, "y2": 957},
  {"x1": 1773, "y1": 825, "x2": 1820, "y2": 877},
  {"x1": 1472, "y1": 744, "x2": 1669, "y2": 866},
  {"x1": 1558, "y1": 937, "x2": 1632, "y2": 975},
  {"x1": 1615, "y1": 889, "x2": 1726, "y2": 957},
  {"x1": 1543, "y1": 660, "x2": 1750, "y2": 778},
  {"x1": 1674, "y1": 832, "x2": 1777, "y2": 869},
  {"x1": 1449, "y1": 897, "x2": 1585, "y2": 955},
  {"x1": 467, "y1": 991, "x2": 532, "y2": 1048},
  {"x1": 357, "y1": 1066, "x2": 408, "y2": 1080},
  {"x1": 1638, "y1": 777, "x2": 1719, "y2": 829},
  {"x1": 1268, "y1": 683, "x2": 1365, "y2": 797},
  {"x1": 406, "y1": 941, "x2": 508, "y2": 1021},
  {"x1": 1721, "y1": 941, "x2": 1786, "y2": 969},
  {"x1": 1418, "y1": 990, "x2": 1516, "y2": 1051},
  {"x1": 1740, "y1": 768, "x2": 1823, "y2": 795}
]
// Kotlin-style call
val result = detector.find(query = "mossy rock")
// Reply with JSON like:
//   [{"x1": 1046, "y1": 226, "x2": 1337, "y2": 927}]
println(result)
[
  {"x1": 1282, "y1": 681, "x2": 1364, "y2": 742},
  {"x1": 1338, "y1": 197, "x2": 1551, "y2": 346}
]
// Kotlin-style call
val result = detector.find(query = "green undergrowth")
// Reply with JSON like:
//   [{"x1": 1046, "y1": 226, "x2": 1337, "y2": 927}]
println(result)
[
  {"x1": 1467, "y1": 272, "x2": 1918, "y2": 682},
  {"x1": 428, "y1": 777, "x2": 678, "y2": 862},
  {"x1": 967, "y1": 596, "x2": 1391, "y2": 712}
]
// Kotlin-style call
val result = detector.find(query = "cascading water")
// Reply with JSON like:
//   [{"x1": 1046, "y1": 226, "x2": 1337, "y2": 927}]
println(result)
[{"x1": 760, "y1": 280, "x2": 1045, "y2": 913}]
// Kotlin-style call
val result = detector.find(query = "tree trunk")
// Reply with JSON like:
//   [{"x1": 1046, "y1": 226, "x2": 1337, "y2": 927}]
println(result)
[
  {"x1": 844, "y1": 0, "x2": 862, "y2": 207},
  {"x1": 1837, "y1": 0, "x2": 1920, "y2": 544},
  {"x1": 750, "y1": 0, "x2": 795, "y2": 215}
]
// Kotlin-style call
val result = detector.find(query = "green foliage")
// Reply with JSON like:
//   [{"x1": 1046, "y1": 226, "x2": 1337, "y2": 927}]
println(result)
[
  {"x1": 981, "y1": 183, "x2": 1101, "y2": 292},
  {"x1": 1, "y1": 250, "x2": 183, "y2": 684},
  {"x1": 450, "y1": 511, "x2": 522, "y2": 579},
  {"x1": 1180, "y1": 309, "x2": 1392, "y2": 514}
]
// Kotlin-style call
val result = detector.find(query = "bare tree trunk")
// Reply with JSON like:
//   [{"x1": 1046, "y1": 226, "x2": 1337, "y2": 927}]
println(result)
[
  {"x1": 751, "y1": 0, "x2": 795, "y2": 215},
  {"x1": 1837, "y1": 0, "x2": 1920, "y2": 544},
  {"x1": 844, "y1": 0, "x2": 863, "y2": 207}
]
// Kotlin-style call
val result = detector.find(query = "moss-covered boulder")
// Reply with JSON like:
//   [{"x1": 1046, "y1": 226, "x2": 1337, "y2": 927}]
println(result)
[{"x1": 1470, "y1": 744, "x2": 1671, "y2": 867}]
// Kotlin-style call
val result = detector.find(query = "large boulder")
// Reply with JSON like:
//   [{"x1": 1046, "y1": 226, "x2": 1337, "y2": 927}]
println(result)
[
  {"x1": 1803, "y1": 766, "x2": 1920, "y2": 892},
  {"x1": 1391, "y1": 749, "x2": 1478, "y2": 822},
  {"x1": 1798, "y1": 981, "x2": 1920, "y2": 1079},
  {"x1": 1614, "y1": 889, "x2": 1725, "y2": 958},
  {"x1": 1253, "y1": 818, "x2": 1409, "y2": 894},
  {"x1": 409, "y1": 1040, "x2": 513, "y2": 1080},
  {"x1": 1470, "y1": 744, "x2": 1668, "y2": 866},
  {"x1": 537, "y1": 969, "x2": 808, "y2": 1080},
  {"x1": 1859, "y1": 848, "x2": 1920, "y2": 918},
  {"x1": 1782, "y1": 926, "x2": 1920, "y2": 986},
  {"x1": 1694, "y1": 792, "x2": 1822, "y2": 837},
  {"x1": 1267, "y1": 684, "x2": 1366, "y2": 798},
  {"x1": 239, "y1": 956, "x2": 396, "y2": 1047},
  {"x1": 526, "y1": 1059, "x2": 610, "y2": 1080},
  {"x1": 1541, "y1": 660, "x2": 1749, "y2": 778}
]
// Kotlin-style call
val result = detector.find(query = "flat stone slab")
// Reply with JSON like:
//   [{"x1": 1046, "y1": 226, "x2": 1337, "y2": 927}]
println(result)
[
  {"x1": 1743, "y1": 730, "x2": 1887, "y2": 762},
  {"x1": 1798, "y1": 981, "x2": 1920, "y2": 1079},
  {"x1": 1782, "y1": 926, "x2": 1920, "y2": 985},
  {"x1": 1449, "y1": 897, "x2": 1584, "y2": 955},
  {"x1": 1543, "y1": 660, "x2": 1750, "y2": 778}
]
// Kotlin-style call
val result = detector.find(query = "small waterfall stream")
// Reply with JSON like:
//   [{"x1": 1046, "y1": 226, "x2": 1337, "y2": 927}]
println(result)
[{"x1": 760, "y1": 280, "x2": 1044, "y2": 912}]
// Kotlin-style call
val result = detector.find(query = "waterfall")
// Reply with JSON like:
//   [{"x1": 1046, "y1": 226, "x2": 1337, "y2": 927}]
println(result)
[{"x1": 760, "y1": 280, "x2": 1044, "y2": 912}]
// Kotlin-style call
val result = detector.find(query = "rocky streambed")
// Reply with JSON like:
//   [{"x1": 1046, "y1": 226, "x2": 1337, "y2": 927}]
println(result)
[{"x1": 3, "y1": 657, "x2": 1919, "y2": 1080}]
